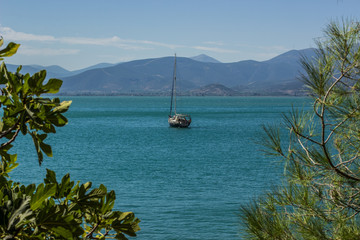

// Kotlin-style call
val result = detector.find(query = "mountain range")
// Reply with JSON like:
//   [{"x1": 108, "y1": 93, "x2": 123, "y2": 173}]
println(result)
[{"x1": 6, "y1": 50, "x2": 317, "y2": 96}]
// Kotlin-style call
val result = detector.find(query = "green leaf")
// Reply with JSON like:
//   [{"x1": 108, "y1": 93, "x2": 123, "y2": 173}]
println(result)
[
  {"x1": 48, "y1": 226, "x2": 74, "y2": 239},
  {"x1": 100, "y1": 190, "x2": 116, "y2": 214},
  {"x1": 20, "y1": 112, "x2": 28, "y2": 135},
  {"x1": 33, "y1": 70, "x2": 47, "y2": 86},
  {"x1": 7, "y1": 71, "x2": 23, "y2": 94},
  {"x1": 3, "y1": 154, "x2": 19, "y2": 175},
  {"x1": 52, "y1": 100, "x2": 72, "y2": 114},
  {"x1": 111, "y1": 212, "x2": 140, "y2": 237},
  {"x1": 16, "y1": 65, "x2": 22, "y2": 73},
  {"x1": 35, "y1": 205, "x2": 84, "y2": 238},
  {"x1": 22, "y1": 73, "x2": 31, "y2": 95},
  {"x1": 30, "y1": 183, "x2": 56, "y2": 210},
  {"x1": 25, "y1": 184, "x2": 36, "y2": 195},
  {"x1": 0, "y1": 42, "x2": 20, "y2": 59},
  {"x1": 43, "y1": 78, "x2": 63, "y2": 94},
  {"x1": 48, "y1": 114, "x2": 68, "y2": 127},
  {"x1": 40, "y1": 142, "x2": 53, "y2": 157},
  {"x1": 44, "y1": 169, "x2": 57, "y2": 184},
  {"x1": 0, "y1": 63, "x2": 8, "y2": 84},
  {"x1": 57, "y1": 173, "x2": 74, "y2": 199},
  {"x1": 114, "y1": 232, "x2": 128, "y2": 240},
  {"x1": 83, "y1": 182, "x2": 92, "y2": 190},
  {"x1": 8, "y1": 198, "x2": 33, "y2": 231},
  {"x1": 30, "y1": 131, "x2": 43, "y2": 165},
  {"x1": 28, "y1": 70, "x2": 47, "y2": 95}
]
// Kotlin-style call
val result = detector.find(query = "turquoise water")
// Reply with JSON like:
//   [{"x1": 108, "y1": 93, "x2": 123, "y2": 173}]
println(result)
[{"x1": 11, "y1": 96, "x2": 310, "y2": 239}]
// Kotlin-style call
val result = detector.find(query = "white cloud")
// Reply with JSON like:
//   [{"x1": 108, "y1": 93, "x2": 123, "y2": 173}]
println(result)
[
  {"x1": 18, "y1": 46, "x2": 80, "y2": 56},
  {"x1": 202, "y1": 41, "x2": 224, "y2": 46},
  {"x1": 0, "y1": 26, "x2": 182, "y2": 50},
  {"x1": 1, "y1": 26, "x2": 245, "y2": 60},
  {"x1": 59, "y1": 36, "x2": 152, "y2": 50},
  {"x1": 0, "y1": 26, "x2": 55, "y2": 41},
  {"x1": 132, "y1": 39, "x2": 184, "y2": 49},
  {"x1": 59, "y1": 36, "x2": 184, "y2": 50}
]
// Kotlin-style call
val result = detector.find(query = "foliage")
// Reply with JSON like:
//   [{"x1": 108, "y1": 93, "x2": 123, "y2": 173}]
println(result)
[
  {"x1": 0, "y1": 38, "x2": 140, "y2": 239},
  {"x1": 240, "y1": 19, "x2": 360, "y2": 239}
]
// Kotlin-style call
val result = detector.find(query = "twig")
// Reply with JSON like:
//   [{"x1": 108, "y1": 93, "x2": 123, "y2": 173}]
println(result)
[{"x1": 0, "y1": 128, "x2": 20, "y2": 149}]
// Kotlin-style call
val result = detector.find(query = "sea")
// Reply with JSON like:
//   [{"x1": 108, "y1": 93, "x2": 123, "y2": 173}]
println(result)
[{"x1": 10, "y1": 96, "x2": 311, "y2": 240}]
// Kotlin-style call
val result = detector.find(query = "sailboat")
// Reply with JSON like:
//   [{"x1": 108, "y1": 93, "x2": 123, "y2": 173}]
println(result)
[{"x1": 168, "y1": 54, "x2": 191, "y2": 128}]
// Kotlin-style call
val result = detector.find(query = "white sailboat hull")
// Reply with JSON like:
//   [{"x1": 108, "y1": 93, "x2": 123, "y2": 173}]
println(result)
[{"x1": 168, "y1": 114, "x2": 191, "y2": 128}]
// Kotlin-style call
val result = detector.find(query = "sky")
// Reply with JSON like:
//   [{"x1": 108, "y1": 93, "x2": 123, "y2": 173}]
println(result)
[{"x1": 0, "y1": 0, "x2": 360, "y2": 71}]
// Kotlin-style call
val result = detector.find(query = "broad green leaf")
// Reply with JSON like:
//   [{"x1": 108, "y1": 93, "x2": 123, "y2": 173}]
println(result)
[
  {"x1": 8, "y1": 104, "x2": 24, "y2": 117},
  {"x1": 30, "y1": 131, "x2": 43, "y2": 165},
  {"x1": 57, "y1": 173, "x2": 74, "y2": 199},
  {"x1": 3, "y1": 154, "x2": 19, "y2": 174},
  {"x1": 83, "y1": 182, "x2": 92, "y2": 190},
  {"x1": 22, "y1": 73, "x2": 31, "y2": 95},
  {"x1": 114, "y1": 233, "x2": 128, "y2": 240},
  {"x1": 28, "y1": 70, "x2": 47, "y2": 95},
  {"x1": 20, "y1": 112, "x2": 28, "y2": 135},
  {"x1": 44, "y1": 169, "x2": 57, "y2": 184},
  {"x1": 40, "y1": 142, "x2": 53, "y2": 157},
  {"x1": 52, "y1": 100, "x2": 72, "y2": 113},
  {"x1": 0, "y1": 96, "x2": 7, "y2": 104},
  {"x1": 43, "y1": 78, "x2": 63, "y2": 94},
  {"x1": 0, "y1": 63, "x2": 8, "y2": 84},
  {"x1": 36, "y1": 205, "x2": 84, "y2": 238},
  {"x1": 117, "y1": 212, "x2": 136, "y2": 222},
  {"x1": 40, "y1": 123, "x2": 56, "y2": 133},
  {"x1": 30, "y1": 183, "x2": 56, "y2": 210},
  {"x1": 8, "y1": 198, "x2": 33, "y2": 231},
  {"x1": 7, "y1": 71, "x2": 22, "y2": 94},
  {"x1": 16, "y1": 65, "x2": 22, "y2": 73},
  {"x1": 48, "y1": 114, "x2": 68, "y2": 127},
  {"x1": 100, "y1": 190, "x2": 116, "y2": 214},
  {"x1": 25, "y1": 184, "x2": 36, "y2": 195},
  {"x1": 89, "y1": 187, "x2": 107, "y2": 199},
  {"x1": 111, "y1": 213, "x2": 140, "y2": 237},
  {"x1": 48, "y1": 226, "x2": 74, "y2": 239},
  {"x1": 0, "y1": 42, "x2": 20, "y2": 59},
  {"x1": 32, "y1": 70, "x2": 47, "y2": 87}
]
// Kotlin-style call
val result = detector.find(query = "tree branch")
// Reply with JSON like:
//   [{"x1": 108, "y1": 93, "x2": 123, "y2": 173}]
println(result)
[
  {"x1": 0, "y1": 128, "x2": 20, "y2": 149},
  {"x1": 0, "y1": 120, "x2": 20, "y2": 139}
]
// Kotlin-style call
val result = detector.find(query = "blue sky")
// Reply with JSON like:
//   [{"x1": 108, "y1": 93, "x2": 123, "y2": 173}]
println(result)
[{"x1": 0, "y1": 0, "x2": 359, "y2": 70}]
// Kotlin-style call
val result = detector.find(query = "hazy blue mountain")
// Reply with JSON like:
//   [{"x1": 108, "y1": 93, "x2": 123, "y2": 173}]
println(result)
[
  {"x1": 191, "y1": 54, "x2": 222, "y2": 63},
  {"x1": 71, "y1": 62, "x2": 118, "y2": 75},
  {"x1": 4, "y1": 50, "x2": 317, "y2": 95},
  {"x1": 6, "y1": 64, "x2": 72, "y2": 79},
  {"x1": 32, "y1": 65, "x2": 71, "y2": 76},
  {"x1": 5, "y1": 62, "x2": 119, "y2": 79},
  {"x1": 60, "y1": 49, "x2": 316, "y2": 95}
]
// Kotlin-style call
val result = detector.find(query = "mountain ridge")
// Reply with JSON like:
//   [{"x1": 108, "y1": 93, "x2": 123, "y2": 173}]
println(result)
[
  {"x1": 60, "y1": 49, "x2": 316, "y2": 96},
  {"x1": 191, "y1": 54, "x2": 222, "y2": 63},
  {"x1": 5, "y1": 50, "x2": 316, "y2": 96}
]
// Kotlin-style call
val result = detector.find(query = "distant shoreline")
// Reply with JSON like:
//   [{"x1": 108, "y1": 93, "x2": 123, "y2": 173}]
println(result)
[{"x1": 56, "y1": 92, "x2": 308, "y2": 97}]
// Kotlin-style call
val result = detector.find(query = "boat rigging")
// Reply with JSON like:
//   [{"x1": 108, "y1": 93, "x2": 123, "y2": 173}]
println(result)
[{"x1": 168, "y1": 54, "x2": 191, "y2": 128}]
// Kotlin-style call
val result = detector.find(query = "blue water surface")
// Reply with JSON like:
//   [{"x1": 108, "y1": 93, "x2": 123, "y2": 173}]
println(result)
[{"x1": 11, "y1": 96, "x2": 311, "y2": 239}]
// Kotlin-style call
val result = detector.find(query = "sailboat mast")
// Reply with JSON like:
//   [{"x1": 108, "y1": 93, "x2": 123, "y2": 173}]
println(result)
[
  {"x1": 169, "y1": 54, "x2": 176, "y2": 116},
  {"x1": 173, "y1": 54, "x2": 177, "y2": 115}
]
